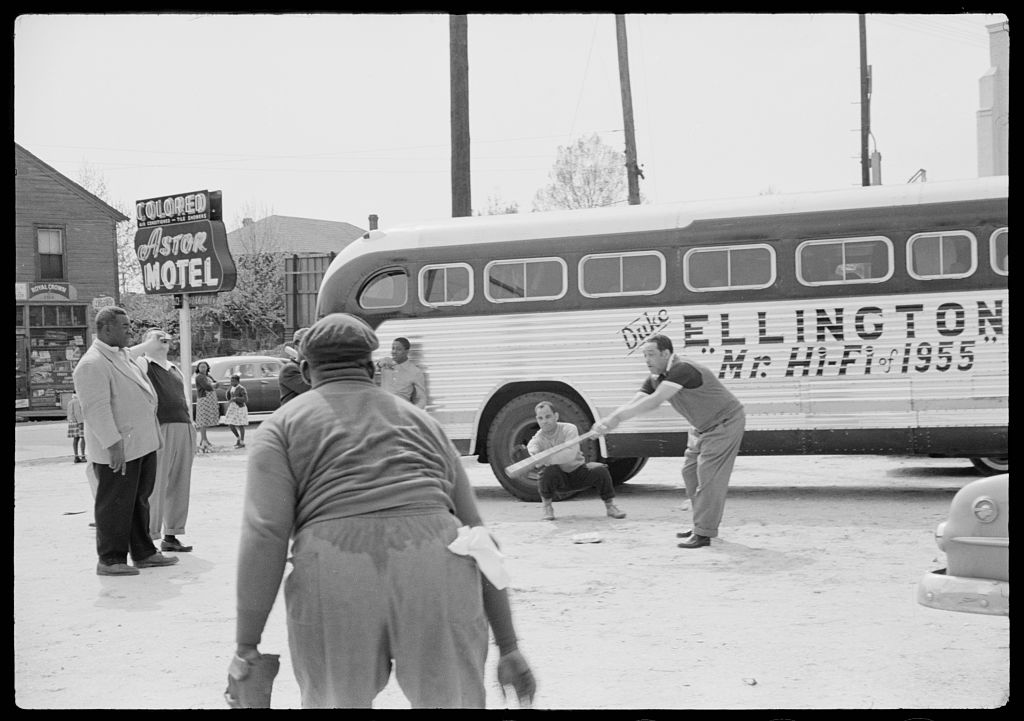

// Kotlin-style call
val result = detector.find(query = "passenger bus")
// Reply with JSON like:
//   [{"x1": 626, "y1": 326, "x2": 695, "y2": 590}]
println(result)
[{"x1": 317, "y1": 177, "x2": 1008, "y2": 501}]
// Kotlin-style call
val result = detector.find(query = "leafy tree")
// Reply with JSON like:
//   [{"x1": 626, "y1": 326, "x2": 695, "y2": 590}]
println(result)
[
  {"x1": 532, "y1": 133, "x2": 638, "y2": 211},
  {"x1": 210, "y1": 205, "x2": 286, "y2": 352},
  {"x1": 120, "y1": 292, "x2": 178, "y2": 338}
]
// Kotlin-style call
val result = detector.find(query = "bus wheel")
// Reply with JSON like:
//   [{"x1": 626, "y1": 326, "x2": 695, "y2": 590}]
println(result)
[
  {"x1": 970, "y1": 456, "x2": 1009, "y2": 475},
  {"x1": 486, "y1": 392, "x2": 598, "y2": 502},
  {"x1": 604, "y1": 457, "x2": 649, "y2": 486}
]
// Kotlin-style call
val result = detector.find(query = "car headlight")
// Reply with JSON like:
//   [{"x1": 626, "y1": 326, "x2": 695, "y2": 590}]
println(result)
[{"x1": 972, "y1": 496, "x2": 999, "y2": 523}]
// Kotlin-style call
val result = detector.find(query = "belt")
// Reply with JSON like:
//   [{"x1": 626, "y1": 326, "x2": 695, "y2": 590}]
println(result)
[{"x1": 696, "y1": 412, "x2": 739, "y2": 435}]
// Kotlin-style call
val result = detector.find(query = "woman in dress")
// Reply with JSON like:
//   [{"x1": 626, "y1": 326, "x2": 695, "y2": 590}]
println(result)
[
  {"x1": 224, "y1": 374, "x2": 249, "y2": 448},
  {"x1": 194, "y1": 361, "x2": 220, "y2": 452},
  {"x1": 66, "y1": 392, "x2": 86, "y2": 463}
]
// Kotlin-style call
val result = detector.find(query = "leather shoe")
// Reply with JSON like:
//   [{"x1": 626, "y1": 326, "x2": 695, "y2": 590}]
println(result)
[
  {"x1": 677, "y1": 534, "x2": 711, "y2": 549},
  {"x1": 161, "y1": 538, "x2": 193, "y2": 552},
  {"x1": 97, "y1": 562, "x2": 140, "y2": 576},
  {"x1": 676, "y1": 529, "x2": 693, "y2": 539},
  {"x1": 605, "y1": 503, "x2": 626, "y2": 519},
  {"x1": 134, "y1": 552, "x2": 180, "y2": 568}
]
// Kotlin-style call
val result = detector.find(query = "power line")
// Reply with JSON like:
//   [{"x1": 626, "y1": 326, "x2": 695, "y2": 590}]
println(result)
[
  {"x1": 568, "y1": 15, "x2": 601, "y2": 142},
  {"x1": 22, "y1": 129, "x2": 626, "y2": 164},
  {"x1": 870, "y1": 15, "x2": 993, "y2": 49}
]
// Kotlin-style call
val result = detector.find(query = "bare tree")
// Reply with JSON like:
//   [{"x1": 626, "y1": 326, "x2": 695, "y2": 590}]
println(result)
[
  {"x1": 76, "y1": 162, "x2": 141, "y2": 295},
  {"x1": 475, "y1": 191, "x2": 520, "y2": 216},
  {"x1": 532, "y1": 133, "x2": 634, "y2": 211}
]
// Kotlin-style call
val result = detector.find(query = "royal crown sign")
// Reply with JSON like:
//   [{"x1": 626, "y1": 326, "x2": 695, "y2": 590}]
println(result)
[{"x1": 133, "y1": 190, "x2": 236, "y2": 295}]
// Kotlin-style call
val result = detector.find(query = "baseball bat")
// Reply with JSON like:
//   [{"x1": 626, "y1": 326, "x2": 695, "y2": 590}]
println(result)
[{"x1": 504, "y1": 429, "x2": 601, "y2": 477}]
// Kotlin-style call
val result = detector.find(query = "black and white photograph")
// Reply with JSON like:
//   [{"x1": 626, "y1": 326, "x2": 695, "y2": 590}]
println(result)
[{"x1": 14, "y1": 12, "x2": 1008, "y2": 711}]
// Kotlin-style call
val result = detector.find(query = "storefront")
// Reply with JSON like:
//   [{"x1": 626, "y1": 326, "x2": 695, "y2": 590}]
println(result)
[
  {"x1": 16, "y1": 142, "x2": 127, "y2": 419},
  {"x1": 15, "y1": 282, "x2": 99, "y2": 415}
]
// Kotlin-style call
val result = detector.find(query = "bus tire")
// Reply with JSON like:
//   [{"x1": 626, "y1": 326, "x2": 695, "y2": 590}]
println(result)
[
  {"x1": 970, "y1": 456, "x2": 1009, "y2": 475},
  {"x1": 604, "y1": 456, "x2": 649, "y2": 486},
  {"x1": 486, "y1": 392, "x2": 599, "y2": 502}
]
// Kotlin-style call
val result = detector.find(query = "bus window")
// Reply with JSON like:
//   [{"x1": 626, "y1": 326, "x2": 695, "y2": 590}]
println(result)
[
  {"x1": 684, "y1": 244, "x2": 775, "y2": 291},
  {"x1": 990, "y1": 228, "x2": 1007, "y2": 275},
  {"x1": 420, "y1": 263, "x2": 473, "y2": 306},
  {"x1": 907, "y1": 231, "x2": 976, "y2": 279},
  {"x1": 797, "y1": 236, "x2": 892, "y2": 285},
  {"x1": 359, "y1": 268, "x2": 408, "y2": 309},
  {"x1": 484, "y1": 258, "x2": 566, "y2": 302},
  {"x1": 579, "y1": 251, "x2": 665, "y2": 297}
]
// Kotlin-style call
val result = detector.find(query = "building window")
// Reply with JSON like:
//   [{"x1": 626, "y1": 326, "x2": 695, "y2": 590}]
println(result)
[
  {"x1": 907, "y1": 231, "x2": 976, "y2": 279},
  {"x1": 484, "y1": 258, "x2": 566, "y2": 303},
  {"x1": 420, "y1": 263, "x2": 473, "y2": 306},
  {"x1": 683, "y1": 244, "x2": 775, "y2": 292},
  {"x1": 579, "y1": 251, "x2": 665, "y2": 297},
  {"x1": 37, "y1": 228, "x2": 65, "y2": 280},
  {"x1": 796, "y1": 236, "x2": 893, "y2": 285},
  {"x1": 990, "y1": 228, "x2": 1008, "y2": 275}
]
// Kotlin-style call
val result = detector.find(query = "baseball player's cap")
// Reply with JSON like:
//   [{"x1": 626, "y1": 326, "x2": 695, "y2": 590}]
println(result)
[{"x1": 301, "y1": 313, "x2": 379, "y2": 366}]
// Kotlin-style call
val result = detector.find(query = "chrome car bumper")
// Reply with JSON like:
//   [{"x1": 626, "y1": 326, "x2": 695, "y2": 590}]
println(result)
[{"x1": 917, "y1": 569, "x2": 1009, "y2": 616}]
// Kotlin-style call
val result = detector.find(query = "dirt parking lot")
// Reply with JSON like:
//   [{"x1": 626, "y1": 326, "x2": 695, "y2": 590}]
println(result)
[{"x1": 14, "y1": 440, "x2": 1009, "y2": 710}]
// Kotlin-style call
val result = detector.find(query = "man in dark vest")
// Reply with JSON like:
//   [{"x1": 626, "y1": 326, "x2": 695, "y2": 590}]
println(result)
[
  {"x1": 130, "y1": 328, "x2": 196, "y2": 553},
  {"x1": 279, "y1": 327, "x2": 311, "y2": 405}
]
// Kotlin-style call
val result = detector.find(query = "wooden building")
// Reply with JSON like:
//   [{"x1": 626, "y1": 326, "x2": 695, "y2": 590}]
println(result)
[{"x1": 15, "y1": 143, "x2": 128, "y2": 417}]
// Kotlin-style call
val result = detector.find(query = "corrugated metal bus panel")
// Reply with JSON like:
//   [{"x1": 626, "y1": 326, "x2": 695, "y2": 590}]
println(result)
[{"x1": 371, "y1": 288, "x2": 1006, "y2": 452}]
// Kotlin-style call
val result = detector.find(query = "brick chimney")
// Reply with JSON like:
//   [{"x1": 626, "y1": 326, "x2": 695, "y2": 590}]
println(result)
[{"x1": 368, "y1": 214, "x2": 378, "y2": 230}]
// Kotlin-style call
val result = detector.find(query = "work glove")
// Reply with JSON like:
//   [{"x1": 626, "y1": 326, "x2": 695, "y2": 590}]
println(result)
[{"x1": 224, "y1": 651, "x2": 280, "y2": 708}]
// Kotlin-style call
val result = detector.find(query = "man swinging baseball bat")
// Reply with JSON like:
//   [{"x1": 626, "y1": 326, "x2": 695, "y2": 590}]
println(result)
[{"x1": 507, "y1": 400, "x2": 626, "y2": 522}]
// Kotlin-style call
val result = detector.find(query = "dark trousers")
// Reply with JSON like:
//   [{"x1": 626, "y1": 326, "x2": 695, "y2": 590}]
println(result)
[
  {"x1": 539, "y1": 463, "x2": 615, "y2": 502},
  {"x1": 94, "y1": 452, "x2": 158, "y2": 565}
]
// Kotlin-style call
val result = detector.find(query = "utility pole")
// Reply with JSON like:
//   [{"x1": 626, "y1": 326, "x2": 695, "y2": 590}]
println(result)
[
  {"x1": 859, "y1": 14, "x2": 871, "y2": 187},
  {"x1": 449, "y1": 14, "x2": 472, "y2": 217},
  {"x1": 615, "y1": 15, "x2": 642, "y2": 205}
]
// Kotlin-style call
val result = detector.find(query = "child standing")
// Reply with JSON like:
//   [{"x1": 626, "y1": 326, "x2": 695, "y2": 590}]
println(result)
[
  {"x1": 66, "y1": 392, "x2": 86, "y2": 463},
  {"x1": 224, "y1": 374, "x2": 249, "y2": 448}
]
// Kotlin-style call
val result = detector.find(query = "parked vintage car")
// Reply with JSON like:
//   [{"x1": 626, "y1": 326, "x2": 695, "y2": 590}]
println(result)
[
  {"x1": 190, "y1": 355, "x2": 287, "y2": 417},
  {"x1": 917, "y1": 473, "x2": 1008, "y2": 616}
]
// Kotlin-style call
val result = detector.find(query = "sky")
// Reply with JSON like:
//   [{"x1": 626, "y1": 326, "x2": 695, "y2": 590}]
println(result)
[{"x1": 13, "y1": 12, "x2": 1008, "y2": 232}]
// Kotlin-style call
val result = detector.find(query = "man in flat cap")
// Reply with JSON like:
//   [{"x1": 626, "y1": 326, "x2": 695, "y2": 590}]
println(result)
[
  {"x1": 129, "y1": 328, "x2": 196, "y2": 553},
  {"x1": 232, "y1": 313, "x2": 535, "y2": 708},
  {"x1": 278, "y1": 327, "x2": 311, "y2": 406}
]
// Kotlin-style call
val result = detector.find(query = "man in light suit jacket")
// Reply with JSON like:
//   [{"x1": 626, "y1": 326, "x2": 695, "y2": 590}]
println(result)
[{"x1": 73, "y1": 306, "x2": 180, "y2": 576}]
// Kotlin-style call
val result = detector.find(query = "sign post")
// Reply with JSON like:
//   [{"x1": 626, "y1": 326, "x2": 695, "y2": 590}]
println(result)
[
  {"x1": 134, "y1": 190, "x2": 236, "y2": 402},
  {"x1": 178, "y1": 294, "x2": 192, "y2": 405}
]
